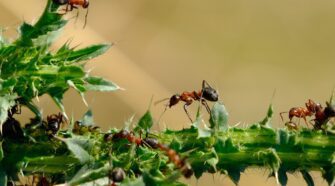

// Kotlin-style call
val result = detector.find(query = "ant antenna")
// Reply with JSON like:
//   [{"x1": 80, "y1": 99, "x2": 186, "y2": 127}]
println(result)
[{"x1": 270, "y1": 88, "x2": 276, "y2": 103}]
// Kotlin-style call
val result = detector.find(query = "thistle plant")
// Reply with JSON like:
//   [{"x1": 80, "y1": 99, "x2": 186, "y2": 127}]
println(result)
[{"x1": 0, "y1": 1, "x2": 334, "y2": 186}]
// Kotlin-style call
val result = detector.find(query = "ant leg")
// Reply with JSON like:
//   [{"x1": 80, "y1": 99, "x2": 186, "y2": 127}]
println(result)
[
  {"x1": 279, "y1": 112, "x2": 287, "y2": 122},
  {"x1": 201, "y1": 100, "x2": 211, "y2": 114},
  {"x1": 183, "y1": 103, "x2": 193, "y2": 123},
  {"x1": 83, "y1": 8, "x2": 89, "y2": 28},
  {"x1": 302, "y1": 117, "x2": 310, "y2": 128}
]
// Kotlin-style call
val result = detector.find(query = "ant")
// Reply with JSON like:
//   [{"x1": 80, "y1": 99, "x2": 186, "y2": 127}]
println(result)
[
  {"x1": 53, "y1": 0, "x2": 90, "y2": 28},
  {"x1": 155, "y1": 80, "x2": 219, "y2": 123},
  {"x1": 280, "y1": 99, "x2": 321, "y2": 129},
  {"x1": 44, "y1": 113, "x2": 65, "y2": 136},
  {"x1": 105, "y1": 130, "x2": 193, "y2": 178}
]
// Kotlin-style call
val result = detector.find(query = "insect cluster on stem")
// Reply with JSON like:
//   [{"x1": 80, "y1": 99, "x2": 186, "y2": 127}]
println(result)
[{"x1": 104, "y1": 130, "x2": 194, "y2": 179}]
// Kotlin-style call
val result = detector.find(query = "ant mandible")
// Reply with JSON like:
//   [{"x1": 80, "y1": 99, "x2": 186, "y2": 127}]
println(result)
[
  {"x1": 53, "y1": 0, "x2": 90, "y2": 28},
  {"x1": 280, "y1": 99, "x2": 321, "y2": 129},
  {"x1": 155, "y1": 80, "x2": 219, "y2": 123}
]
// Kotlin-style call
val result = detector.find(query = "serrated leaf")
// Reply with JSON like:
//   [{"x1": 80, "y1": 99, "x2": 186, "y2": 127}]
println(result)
[
  {"x1": 134, "y1": 111, "x2": 153, "y2": 132},
  {"x1": 16, "y1": 0, "x2": 66, "y2": 46},
  {"x1": 301, "y1": 170, "x2": 315, "y2": 186},
  {"x1": 259, "y1": 104, "x2": 273, "y2": 127},
  {"x1": 55, "y1": 44, "x2": 111, "y2": 63},
  {"x1": 209, "y1": 102, "x2": 229, "y2": 132},
  {"x1": 84, "y1": 76, "x2": 120, "y2": 92},
  {"x1": 63, "y1": 137, "x2": 93, "y2": 164}
]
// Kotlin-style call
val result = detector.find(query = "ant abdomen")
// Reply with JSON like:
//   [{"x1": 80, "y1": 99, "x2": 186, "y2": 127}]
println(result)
[
  {"x1": 169, "y1": 95, "x2": 180, "y2": 107},
  {"x1": 143, "y1": 138, "x2": 159, "y2": 149}
]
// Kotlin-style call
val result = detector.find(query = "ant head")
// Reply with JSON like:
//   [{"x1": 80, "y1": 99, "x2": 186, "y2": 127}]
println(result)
[
  {"x1": 83, "y1": 0, "x2": 90, "y2": 8},
  {"x1": 202, "y1": 87, "x2": 219, "y2": 102}
]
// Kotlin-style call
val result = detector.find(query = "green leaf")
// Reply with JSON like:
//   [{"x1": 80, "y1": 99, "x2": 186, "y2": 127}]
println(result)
[
  {"x1": 63, "y1": 137, "x2": 93, "y2": 164},
  {"x1": 55, "y1": 44, "x2": 111, "y2": 63},
  {"x1": 259, "y1": 104, "x2": 273, "y2": 127},
  {"x1": 209, "y1": 102, "x2": 229, "y2": 132},
  {"x1": 84, "y1": 76, "x2": 120, "y2": 92},
  {"x1": 0, "y1": 93, "x2": 18, "y2": 125},
  {"x1": 134, "y1": 111, "x2": 153, "y2": 132},
  {"x1": 121, "y1": 177, "x2": 146, "y2": 186},
  {"x1": 300, "y1": 170, "x2": 315, "y2": 186}
]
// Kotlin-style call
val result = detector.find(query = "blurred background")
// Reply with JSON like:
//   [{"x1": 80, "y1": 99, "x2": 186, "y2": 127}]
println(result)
[{"x1": 1, "y1": 0, "x2": 335, "y2": 185}]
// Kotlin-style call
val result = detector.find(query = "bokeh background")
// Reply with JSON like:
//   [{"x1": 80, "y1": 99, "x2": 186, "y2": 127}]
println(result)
[{"x1": 1, "y1": 0, "x2": 334, "y2": 185}]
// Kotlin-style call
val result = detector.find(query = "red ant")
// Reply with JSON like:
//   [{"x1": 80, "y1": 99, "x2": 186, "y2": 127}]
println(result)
[
  {"x1": 105, "y1": 130, "x2": 193, "y2": 178},
  {"x1": 53, "y1": 0, "x2": 90, "y2": 28},
  {"x1": 280, "y1": 99, "x2": 321, "y2": 129},
  {"x1": 155, "y1": 80, "x2": 219, "y2": 123}
]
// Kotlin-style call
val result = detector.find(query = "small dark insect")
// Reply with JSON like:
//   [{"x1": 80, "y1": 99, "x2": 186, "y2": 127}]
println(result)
[
  {"x1": 280, "y1": 99, "x2": 321, "y2": 128},
  {"x1": 53, "y1": 0, "x2": 90, "y2": 28},
  {"x1": 155, "y1": 80, "x2": 219, "y2": 122},
  {"x1": 109, "y1": 167, "x2": 126, "y2": 185},
  {"x1": 109, "y1": 130, "x2": 194, "y2": 178},
  {"x1": 45, "y1": 113, "x2": 65, "y2": 135}
]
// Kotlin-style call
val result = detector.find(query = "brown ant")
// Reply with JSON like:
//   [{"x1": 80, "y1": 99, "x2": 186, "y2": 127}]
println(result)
[
  {"x1": 53, "y1": 0, "x2": 89, "y2": 28},
  {"x1": 280, "y1": 99, "x2": 321, "y2": 129},
  {"x1": 105, "y1": 130, "x2": 193, "y2": 178},
  {"x1": 155, "y1": 80, "x2": 219, "y2": 123}
]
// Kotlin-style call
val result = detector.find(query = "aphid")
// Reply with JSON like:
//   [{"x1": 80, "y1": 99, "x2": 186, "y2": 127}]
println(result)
[
  {"x1": 155, "y1": 80, "x2": 219, "y2": 122},
  {"x1": 280, "y1": 99, "x2": 321, "y2": 128},
  {"x1": 52, "y1": 0, "x2": 90, "y2": 28},
  {"x1": 109, "y1": 130, "x2": 194, "y2": 178},
  {"x1": 45, "y1": 113, "x2": 65, "y2": 135}
]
